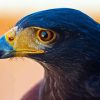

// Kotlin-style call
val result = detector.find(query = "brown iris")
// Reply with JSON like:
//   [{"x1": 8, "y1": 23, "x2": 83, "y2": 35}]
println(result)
[{"x1": 38, "y1": 30, "x2": 54, "y2": 42}]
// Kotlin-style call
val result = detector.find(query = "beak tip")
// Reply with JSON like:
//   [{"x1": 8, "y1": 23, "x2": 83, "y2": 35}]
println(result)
[{"x1": 0, "y1": 51, "x2": 5, "y2": 58}]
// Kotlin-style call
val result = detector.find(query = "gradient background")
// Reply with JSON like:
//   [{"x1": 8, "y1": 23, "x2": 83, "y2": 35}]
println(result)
[{"x1": 0, "y1": 0, "x2": 100, "y2": 100}]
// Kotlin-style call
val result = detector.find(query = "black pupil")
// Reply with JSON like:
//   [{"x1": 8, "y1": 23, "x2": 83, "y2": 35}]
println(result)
[{"x1": 41, "y1": 31, "x2": 48, "y2": 38}]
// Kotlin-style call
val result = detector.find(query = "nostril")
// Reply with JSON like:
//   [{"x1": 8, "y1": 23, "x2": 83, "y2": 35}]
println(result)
[{"x1": 0, "y1": 51, "x2": 4, "y2": 58}]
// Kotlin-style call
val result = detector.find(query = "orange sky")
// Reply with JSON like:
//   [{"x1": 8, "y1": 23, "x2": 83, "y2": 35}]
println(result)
[{"x1": 0, "y1": 16, "x2": 20, "y2": 34}]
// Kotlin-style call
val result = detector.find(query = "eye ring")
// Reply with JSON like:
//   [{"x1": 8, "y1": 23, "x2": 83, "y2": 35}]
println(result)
[{"x1": 37, "y1": 30, "x2": 56, "y2": 44}]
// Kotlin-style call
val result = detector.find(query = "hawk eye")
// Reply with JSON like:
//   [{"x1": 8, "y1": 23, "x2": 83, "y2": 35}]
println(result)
[
  {"x1": 39, "y1": 30, "x2": 53, "y2": 41},
  {"x1": 37, "y1": 30, "x2": 56, "y2": 44}
]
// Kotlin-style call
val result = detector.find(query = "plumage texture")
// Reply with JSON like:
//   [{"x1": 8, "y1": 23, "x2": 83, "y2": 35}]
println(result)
[
  {"x1": 18, "y1": 8, "x2": 100, "y2": 100},
  {"x1": 0, "y1": 8, "x2": 100, "y2": 100}
]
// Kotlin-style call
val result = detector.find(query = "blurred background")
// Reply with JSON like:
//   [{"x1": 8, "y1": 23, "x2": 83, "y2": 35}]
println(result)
[{"x1": 0, "y1": 0, "x2": 100, "y2": 100}]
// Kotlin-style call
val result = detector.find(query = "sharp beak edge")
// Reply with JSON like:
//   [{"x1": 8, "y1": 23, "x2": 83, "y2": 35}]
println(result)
[{"x1": 0, "y1": 35, "x2": 14, "y2": 59}]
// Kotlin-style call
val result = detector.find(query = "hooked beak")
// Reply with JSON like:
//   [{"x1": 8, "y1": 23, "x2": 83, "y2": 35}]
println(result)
[
  {"x1": 0, "y1": 35, "x2": 14, "y2": 58},
  {"x1": 0, "y1": 27, "x2": 44, "y2": 59}
]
